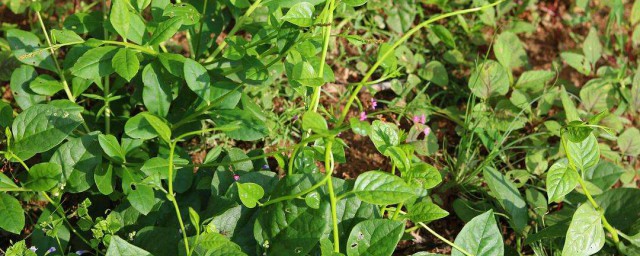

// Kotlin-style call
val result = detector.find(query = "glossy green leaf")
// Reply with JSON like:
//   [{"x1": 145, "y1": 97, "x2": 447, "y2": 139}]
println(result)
[
  {"x1": 29, "y1": 74, "x2": 63, "y2": 96},
  {"x1": 452, "y1": 210, "x2": 503, "y2": 256},
  {"x1": 142, "y1": 62, "x2": 172, "y2": 117},
  {"x1": 127, "y1": 183, "x2": 155, "y2": 215},
  {"x1": 7, "y1": 29, "x2": 57, "y2": 72},
  {"x1": 432, "y1": 25, "x2": 456, "y2": 48},
  {"x1": 546, "y1": 160, "x2": 579, "y2": 203},
  {"x1": 404, "y1": 163, "x2": 442, "y2": 190},
  {"x1": 11, "y1": 104, "x2": 83, "y2": 160},
  {"x1": 282, "y1": 2, "x2": 315, "y2": 27},
  {"x1": 98, "y1": 134, "x2": 126, "y2": 163},
  {"x1": 112, "y1": 48, "x2": 140, "y2": 81},
  {"x1": 94, "y1": 164, "x2": 114, "y2": 195},
  {"x1": 25, "y1": 162, "x2": 62, "y2": 191},
  {"x1": 183, "y1": 233, "x2": 246, "y2": 255},
  {"x1": 468, "y1": 60, "x2": 509, "y2": 99},
  {"x1": 353, "y1": 171, "x2": 415, "y2": 205},
  {"x1": 163, "y1": 2, "x2": 201, "y2": 25},
  {"x1": 584, "y1": 162, "x2": 624, "y2": 190},
  {"x1": 305, "y1": 191, "x2": 321, "y2": 209},
  {"x1": 70, "y1": 46, "x2": 119, "y2": 79},
  {"x1": 369, "y1": 121, "x2": 400, "y2": 154},
  {"x1": 184, "y1": 58, "x2": 212, "y2": 104},
  {"x1": 147, "y1": 17, "x2": 183, "y2": 46},
  {"x1": 51, "y1": 29, "x2": 84, "y2": 44},
  {"x1": 483, "y1": 167, "x2": 528, "y2": 233},
  {"x1": 346, "y1": 219, "x2": 404, "y2": 256},
  {"x1": 106, "y1": 236, "x2": 152, "y2": 256},
  {"x1": 236, "y1": 182, "x2": 264, "y2": 208},
  {"x1": 110, "y1": 0, "x2": 132, "y2": 41},
  {"x1": 565, "y1": 133, "x2": 600, "y2": 171},
  {"x1": 562, "y1": 203, "x2": 604, "y2": 256},
  {"x1": 407, "y1": 202, "x2": 449, "y2": 223},
  {"x1": 302, "y1": 111, "x2": 328, "y2": 133},
  {"x1": 0, "y1": 194, "x2": 25, "y2": 234},
  {"x1": 0, "y1": 101, "x2": 13, "y2": 127}
]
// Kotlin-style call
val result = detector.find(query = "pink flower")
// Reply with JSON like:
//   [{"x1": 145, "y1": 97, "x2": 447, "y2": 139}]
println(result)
[
  {"x1": 371, "y1": 98, "x2": 377, "y2": 110},
  {"x1": 233, "y1": 175, "x2": 240, "y2": 181},
  {"x1": 423, "y1": 126, "x2": 431, "y2": 137},
  {"x1": 412, "y1": 115, "x2": 420, "y2": 123},
  {"x1": 359, "y1": 112, "x2": 367, "y2": 121},
  {"x1": 420, "y1": 114, "x2": 426, "y2": 124}
]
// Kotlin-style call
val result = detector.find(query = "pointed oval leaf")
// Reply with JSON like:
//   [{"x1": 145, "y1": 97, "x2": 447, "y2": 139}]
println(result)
[
  {"x1": 183, "y1": 58, "x2": 212, "y2": 104},
  {"x1": 236, "y1": 182, "x2": 264, "y2": 208},
  {"x1": 25, "y1": 162, "x2": 62, "y2": 191},
  {"x1": 112, "y1": 48, "x2": 140, "y2": 81},
  {"x1": 452, "y1": 210, "x2": 503, "y2": 256},
  {"x1": 0, "y1": 194, "x2": 25, "y2": 234},
  {"x1": 346, "y1": 219, "x2": 405, "y2": 256},
  {"x1": 546, "y1": 160, "x2": 579, "y2": 203},
  {"x1": 562, "y1": 203, "x2": 604, "y2": 256},
  {"x1": 353, "y1": 171, "x2": 415, "y2": 205},
  {"x1": 282, "y1": 2, "x2": 315, "y2": 27}
]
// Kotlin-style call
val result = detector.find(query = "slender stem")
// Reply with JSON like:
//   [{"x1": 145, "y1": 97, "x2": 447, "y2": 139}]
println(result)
[
  {"x1": 102, "y1": 0, "x2": 111, "y2": 134},
  {"x1": 336, "y1": 0, "x2": 505, "y2": 126},
  {"x1": 323, "y1": 139, "x2": 340, "y2": 251},
  {"x1": 309, "y1": 0, "x2": 335, "y2": 113},
  {"x1": 262, "y1": 171, "x2": 330, "y2": 206},
  {"x1": 418, "y1": 222, "x2": 473, "y2": 256},
  {"x1": 391, "y1": 202, "x2": 403, "y2": 220},
  {"x1": 193, "y1": 0, "x2": 209, "y2": 59},
  {"x1": 101, "y1": 40, "x2": 158, "y2": 55},
  {"x1": 576, "y1": 177, "x2": 620, "y2": 244},
  {"x1": 168, "y1": 142, "x2": 190, "y2": 254},
  {"x1": 35, "y1": 11, "x2": 76, "y2": 102}
]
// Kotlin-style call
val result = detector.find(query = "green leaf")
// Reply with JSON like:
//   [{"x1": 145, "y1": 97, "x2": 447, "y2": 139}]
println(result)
[
  {"x1": 404, "y1": 163, "x2": 442, "y2": 190},
  {"x1": 124, "y1": 112, "x2": 172, "y2": 143},
  {"x1": 302, "y1": 111, "x2": 328, "y2": 133},
  {"x1": 127, "y1": 184, "x2": 155, "y2": 215},
  {"x1": 236, "y1": 182, "x2": 264, "y2": 208},
  {"x1": 618, "y1": 127, "x2": 640, "y2": 156},
  {"x1": 7, "y1": 29, "x2": 57, "y2": 72},
  {"x1": 158, "y1": 53, "x2": 186, "y2": 78},
  {"x1": 353, "y1": 171, "x2": 415, "y2": 205},
  {"x1": 432, "y1": 25, "x2": 456, "y2": 48},
  {"x1": 213, "y1": 109, "x2": 268, "y2": 141},
  {"x1": 290, "y1": 61, "x2": 324, "y2": 87},
  {"x1": 106, "y1": 236, "x2": 152, "y2": 256},
  {"x1": 183, "y1": 58, "x2": 212, "y2": 104},
  {"x1": 10, "y1": 65, "x2": 45, "y2": 110},
  {"x1": 110, "y1": 0, "x2": 132, "y2": 41},
  {"x1": 305, "y1": 191, "x2": 321, "y2": 209},
  {"x1": 560, "y1": 85, "x2": 580, "y2": 122},
  {"x1": 222, "y1": 36, "x2": 247, "y2": 61},
  {"x1": 147, "y1": 17, "x2": 183, "y2": 46},
  {"x1": 562, "y1": 203, "x2": 604, "y2": 256},
  {"x1": 515, "y1": 70, "x2": 555, "y2": 93},
  {"x1": 0, "y1": 193, "x2": 25, "y2": 234},
  {"x1": 343, "y1": 0, "x2": 367, "y2": 6},
  {"x1": 98, "y1": 134, "x2": 126, "y2": 163},
  {"x1": 561, "y1": 52, "x2": 591, "y2": 75},
  {"x1": 282, "y1": 2, "x2": 315, "y2": 27},
  {"x1": 51, "y1": 29, "x2": 84, "y2": 44},
  {"x1": 163, "y1": 2, "x2": 201, "y2": 26},
  {"x1": 546, "y1": 160, "x2": 579, "y2": 203},
  {"x1": 452, "y1": 210, "x2": 503, "y2": 256},
  {"x1": 112, "y1": 48, "x2": 140, "y2": 81},
  {"x1": 407, "y1": 202, "x2": 449, "y2": 223},
  {"x1": 582, "y1": 28, "x2": 602, "y2": 65},
  {"x1": 94, "y1": 164, "x2": 114, "y2": 195},
  {"x1": 493, "y1": 31, "x2": 527, "y2": 70},
  {"x1": 369, "y1": 120, "x2": 400, "y2": 154},
  {"x1": 142, "y1": 62, "x2": 172, "y2": 117},
  {"x1": 0, "y1": 101, "x2": 13, "y2": 128},
  {"x1": 632, "y1": 0, "x2": 640, "y2": 25},
  {"x1": 71, "y1": 46, "x2": 119, "y2": 79},
  {"x1": 483, "y1": 167, "x2": 528, "y2": 233},
  {"x1": 183, "y1": 233, "x2": 246, "y2": 255},
  {"x1": 565, "y1": 133, "x2": 600, "y2": 171},
  {"x1": 377, "y1": 43, "x2": 397, "y2": 71},
  {"x1": 11, "y1": 104, "x2": 84, "y2": 160},
  {"x1": 419, "y1": 61, "x2": 448, "y2": 86},
  {"x1": 584, "y1": 161, "x2": 624, "y2": 190},
  {"x1": 188, "y1": 207, "x2": 200, "y2": 234},
  {"x1": 29, "y1": 74, "x2": 63, "y2": 96},
  {"x1": 25, "y1": 162, "x2": 62, "y2": 191},
  {"x1": 468, "y1": 60, "x2": 509, "y2": 99},
  {"x1": 49, "y1": 133, "x2": 101, "y2": 192},
  {"x1": 346, "y1": 219, "x2": 404, "y2": 256},
  {"x1": 564, "y1": 121, "x2": 592, "y2": 143}
]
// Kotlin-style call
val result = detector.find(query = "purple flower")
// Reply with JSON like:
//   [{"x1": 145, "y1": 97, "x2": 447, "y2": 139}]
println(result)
[
  {"x1": 46, "y1": 247, "x2": 56, "y2": 253},
  {"x1": 76, "y1": 250, "x2": 89, "y2": 255},
  {"x1": 412, "y1": 115, "x2": 420, "y2": 123},
  {"x1": 292, "y1": 115, "x2": 299, "y2": 122},
  {"x1": 233, "y1": 175, "x2": 240, "y2": 181},
  {"x1": 370, "y1": 98, "x2": 377, "y2": 110},
  {"x1": 420, "y1": 114, "x2": 426, "y2": 124},
  {"x1": 423, "y1": 126, "x2": 431, "y2": 137},
  {"x1": 29, "y1": 246, "x2": 37, "y2": 252},
  {"x1": 261, "y1": 164, "x2": 269, "y2": 170},
  {"x1": 359, "y1": 112, "x2": 367, "y2": 121}
]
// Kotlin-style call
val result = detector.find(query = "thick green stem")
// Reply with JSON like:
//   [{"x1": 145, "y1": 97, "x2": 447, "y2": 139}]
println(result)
[
  {"x1": 102, "y1": 0, "x2": 111, "y2": 134},
  {"x1": 309, "y1": 0, "x2": 335, "y2": 113},
  {"x1": 168, "y1": 142, "x2": 191, "y2": 254},
  {"x1": 323, "y1": 139, "x2": 340, "y2": 251},
  {"x1": 35, "y1": 11, "x2": 75, "y2": 102},
  {"x1": 336, "y1": 0, "x2": 505, "y2": 126}
]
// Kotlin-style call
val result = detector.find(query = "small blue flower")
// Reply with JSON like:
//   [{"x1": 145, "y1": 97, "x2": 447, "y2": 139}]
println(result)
[
  {"x1": 261, "y1": 164, "x2": 269, "y2": 170},
  {"x1": 76, "y1": 250, "x2": 89, "y2": 255},
  {"x1": 46, "y1": 247, "x2": 56, "y2": 253}
]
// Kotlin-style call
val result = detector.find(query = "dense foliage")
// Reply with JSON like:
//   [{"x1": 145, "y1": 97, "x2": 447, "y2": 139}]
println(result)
[{"x1": 0, "y1": 0, "x2": 639, "y2": 255}]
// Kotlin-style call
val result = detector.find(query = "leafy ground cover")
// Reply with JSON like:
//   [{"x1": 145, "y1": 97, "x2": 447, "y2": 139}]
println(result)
[{"x1": 0, "y1": 0, "x2": 639, "y2": 255}]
